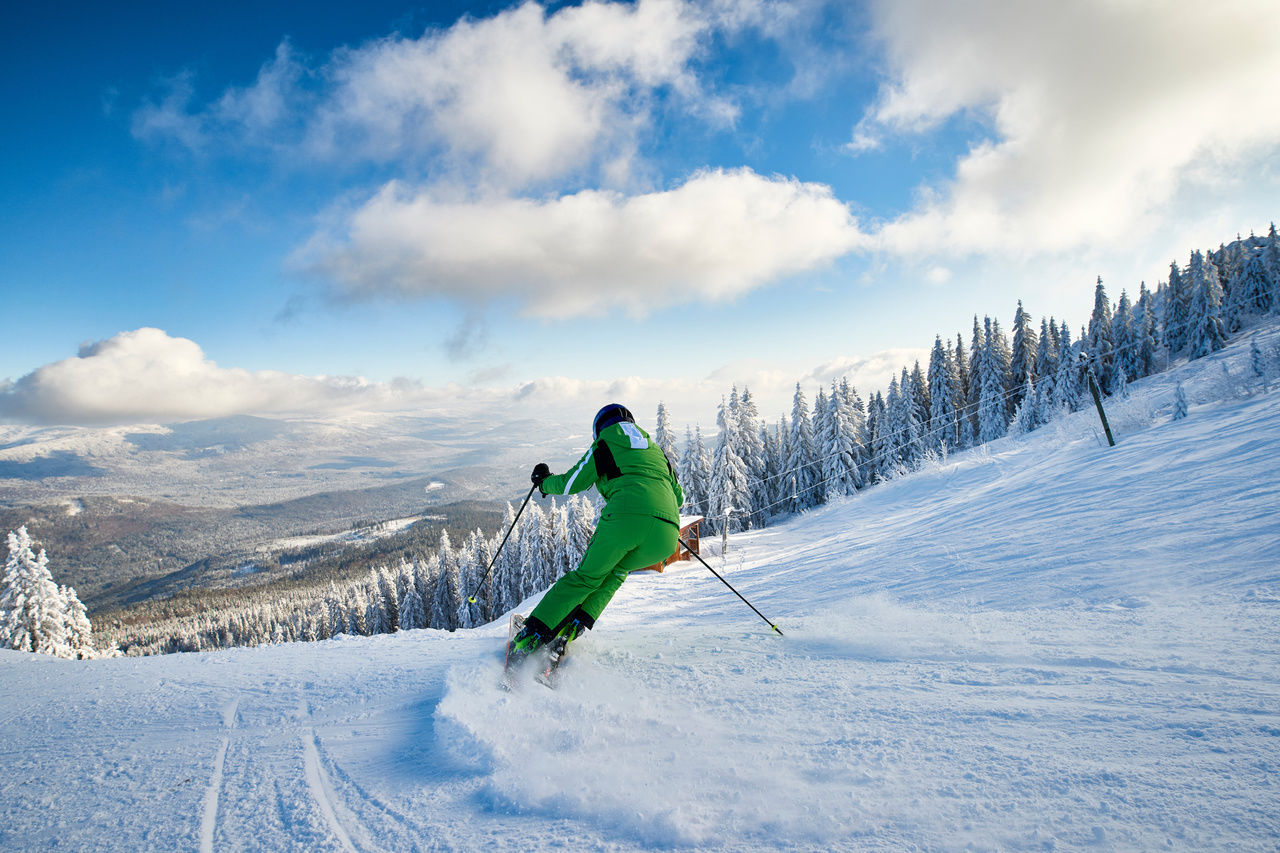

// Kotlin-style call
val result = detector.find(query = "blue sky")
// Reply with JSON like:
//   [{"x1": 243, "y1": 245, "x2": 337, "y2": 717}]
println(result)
[{"x1": 3, "y1": 0, "x2": 1279, "y2": 430}]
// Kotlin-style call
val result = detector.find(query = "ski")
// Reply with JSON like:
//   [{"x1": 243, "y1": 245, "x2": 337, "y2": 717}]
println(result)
[{"x1": 500, "y1": 612, "x2": 526, "y2": 691}]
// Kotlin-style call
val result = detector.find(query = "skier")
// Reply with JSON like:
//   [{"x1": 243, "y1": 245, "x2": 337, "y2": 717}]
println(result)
[{"x1": 506, "y1": 403, "x2": 684, "y2": 671}]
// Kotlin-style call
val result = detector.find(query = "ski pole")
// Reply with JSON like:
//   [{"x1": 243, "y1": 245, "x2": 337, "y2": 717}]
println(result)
[
  {"x1": 679, "y1": 538, "x2": 784, "y2": 636},
  {"x1": 468, "y1": 483, "x2": 538, "y2": 604}
]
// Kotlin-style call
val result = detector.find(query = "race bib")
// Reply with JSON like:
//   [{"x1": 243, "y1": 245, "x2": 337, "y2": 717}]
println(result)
[{"x1": 620, "y1": 422, "x2": 650, "y2": 449}]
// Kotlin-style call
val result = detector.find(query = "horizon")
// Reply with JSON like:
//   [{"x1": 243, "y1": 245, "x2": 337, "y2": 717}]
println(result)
[{"x1": 3, "y1": 0, "x2": 1279, "y2": 437}]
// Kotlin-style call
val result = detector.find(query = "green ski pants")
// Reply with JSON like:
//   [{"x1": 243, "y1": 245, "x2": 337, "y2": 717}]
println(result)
[{"x1": 528, "y1": 513, "x2": 678, "y2": 634}]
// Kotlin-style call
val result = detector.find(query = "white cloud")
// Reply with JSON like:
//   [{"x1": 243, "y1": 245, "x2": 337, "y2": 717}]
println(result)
[
  {"x1": 131, "y1": 72, "x2": 206, "y2": 151},
  {"x1": 0, "y1": 328, "x2": 412, "y2": 425},
  {"x1": 0, "y1": 327, "x2": 929, "y2": 437},
  {"x1": 136, "y1": 0, "x2": 716, "y2": 190},
  {"x1": 295, "y1": 167, "x2": 869, "y2": 317},
  {"x1": 858, "y1": 0, "x2": 1280, "y2": 256}
]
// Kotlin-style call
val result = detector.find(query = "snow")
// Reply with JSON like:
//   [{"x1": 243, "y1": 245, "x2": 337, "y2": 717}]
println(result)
[{"x1": 2, "y1": 332, "x2": 1279, "y2": 851}]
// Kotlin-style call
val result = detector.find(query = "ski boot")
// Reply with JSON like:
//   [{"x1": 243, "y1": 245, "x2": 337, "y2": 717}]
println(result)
[
  {"x1": 536, "y1": 615, "x2": 588, "y2": 687},
  {"x1": 502, "y1": 615, "x2": 552, "y2": 690}
]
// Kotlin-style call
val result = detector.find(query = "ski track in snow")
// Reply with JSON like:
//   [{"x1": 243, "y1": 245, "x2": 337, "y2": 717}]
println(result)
[
  {"x1": 299, "y1": 699, "x2": 358, "y2": 853},
  {"x1": 3, "y1": 326, "x2": 1280, "y2": 850},
  {"x1": 199, "y1": 696, "x2": 238, "y2": 853}
]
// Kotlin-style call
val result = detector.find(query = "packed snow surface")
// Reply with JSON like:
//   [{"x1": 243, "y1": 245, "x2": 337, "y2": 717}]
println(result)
[{"x1": 3, "y1": 338, "x2": 1279, "y2": 851}]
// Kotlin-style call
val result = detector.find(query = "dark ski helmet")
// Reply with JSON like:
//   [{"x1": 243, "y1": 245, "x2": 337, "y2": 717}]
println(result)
[{"x1": 592, "y1": 403, "x2": 635, "y2": 439}]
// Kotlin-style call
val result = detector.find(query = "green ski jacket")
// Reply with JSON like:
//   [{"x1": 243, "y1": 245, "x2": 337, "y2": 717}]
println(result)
[{"x1": 539, "y1": 422, "x2": 684, "y2": 524}]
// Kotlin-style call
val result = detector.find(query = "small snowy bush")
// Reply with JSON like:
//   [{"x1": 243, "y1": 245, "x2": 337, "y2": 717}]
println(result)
[{"x1": 1172, "y1": 383, "x2": 1189, "y2": 421}]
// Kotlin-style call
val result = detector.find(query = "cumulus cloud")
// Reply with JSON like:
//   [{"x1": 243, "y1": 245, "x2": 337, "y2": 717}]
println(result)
[
  {"x1": 0, "y1": 328, "x2": 409, "y2": 425},
  {"x1": 0, "y1": 326, "x2": 928, "y2": 433},
  {"x1": 295, "y1": 167, "x2": 869, "y2": 316},
  {"x1": 134, "y1": 0, "x2": 716, "y2": 190},
  {"x1": 857, "y1": 0, "x2": 1280, "y2": 255}
]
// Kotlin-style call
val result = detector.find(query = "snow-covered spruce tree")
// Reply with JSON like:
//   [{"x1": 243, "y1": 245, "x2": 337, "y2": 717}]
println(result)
[
  {"x1": 927, "y1": 335, "x2": 957, "y2": 452},
  {"x1": 709, "y1": 396, "x2": 753, "y2": 534},
  {"x1": 864, "y1": 393, "x2": 885, "y2": 481},
  {"x1": 909, "y1": 361, "x2": 929, "y2": 434},
  {"x1": 1226, "y1": 250, "x2": 1272, "y2": 328},
  {"x1": 1265, "y1": 224, "x2": 1280, "y2": 311},
  {"x1": 1010, "y1": 377, "x2": 1038, "y2": 435},
  {"x1": 430, "y1": 529, "x2": 464, "y2": 631},
  {"x1": 1136, "y1": 283, "x2": 1160, "y2": 378},
  {"x1": 397, "y1": 562, "x2": 427, "y2": 631},
  {"x1": 1035, "y1": 317, "x2": 1057, "y2": 384},
  {"x1": 1164, "y1": 260, "x2": 1191, "y2": 354},
  {"x1": 462, "y1": 529, "x2": 490, "y2": 626},
  {"x1": 344, "y1": 585, "x2": 369, "y2": 636},
  {"x1": 878, "y1": 376, "x2": 906, "y2": 476},
  {"x1": 783, "y1": 384, "x2": 819, "y2": 511},
  {"x1": 1030, "y1": 370, "x2": 1058, "y2": 427},
  {"x1": 653, "y1": 402, "x2": 678, "y2": 466},
  {"x1": 987, "y1": 318, "x2": 1013, "y2": 420},
  {"x1": 60, "y1": 584, "x2": 93, "y2": 657},
  {"x1": 1034, "y1": 318, "x2": 1058, "y2": 405},
  {"x1": 1052, "y1": 325, "x2": 1081, "y2": 412},
  {"x1": 325, "y1": 581, "x2": 348, "y2": 637},
  {"x1": 966, "y1": 317, "x2": 984, "y2": 445},
  {"x1": 736, "y1": 387, "x2": 768, "y2": 529},
  {"x1": 1187, "y1": 249, "x2": 1227, "y2": 359},
  {"x1": 517, "y1": 501, "x2": 552, "y2": 598},
  {"x1": 897, "y1": 366, "x2": 926, "y2": 468},
  {"x1": 1010, "y1": 300, "x2": 1037, "y2": 415},
  {"x1": 755, "y1": 422, "x2": 778, "y2": 518},
  {"x1": 952, "y1": 333, "x2": 972, "y2": 448},
  {"x1": 1086, "y1": 277, "x2": 1115, "y2": 394},
  {"x1": 840, "y1": 378, "x2": 869, "y2": 477},
  {"x1": 821, "y1": 379, "x2": 861, "y2": 496},
  {"x1": 811, "y1": 386, "x2": 831, "y2": 504},
  {"x1": 1112, "y1": 289, "x2": 1138, "y2": 383},
  {"x1": 976, "y1": 319, "x2": 1009, "y2": 444},
  {"x1": 364, "y1": 577, "x2": 392, "y2": 637},
  {"x1": 377, "y1": 566, "x2": 399, "y2": 632},
  {"x1": 678, "y1": 425, "x2": 711, "y2": 519},
  {"x1": 977, "y1": 357, "x2": 1008, "y2": 444},
  {"x1": 0, "y1": 527, "x2": 93, "y2": 658}
]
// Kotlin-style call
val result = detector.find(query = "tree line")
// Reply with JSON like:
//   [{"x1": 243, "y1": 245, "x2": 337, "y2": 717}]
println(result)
[
  {"x1": 665, "y1": 226, "x2": 1280, "y2": 535},
  {"x1": 89, "y1": 494, "x2": 598, "y2": 655}
]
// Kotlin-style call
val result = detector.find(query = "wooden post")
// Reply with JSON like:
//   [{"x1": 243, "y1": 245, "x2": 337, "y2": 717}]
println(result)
[{"x1": 1086, "y1": 369, "x2": 1116, "y2": 447}]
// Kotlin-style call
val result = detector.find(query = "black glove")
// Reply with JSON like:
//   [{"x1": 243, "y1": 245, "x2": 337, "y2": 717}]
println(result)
[{"x1": 531, "y1": 462, "x2": 551, "y2": 491}]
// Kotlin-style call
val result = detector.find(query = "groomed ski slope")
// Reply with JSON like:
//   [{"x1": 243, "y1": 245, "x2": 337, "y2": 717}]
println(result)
[{"x1": 3, "y1": 329, "x2": 1280, "y2": 852}]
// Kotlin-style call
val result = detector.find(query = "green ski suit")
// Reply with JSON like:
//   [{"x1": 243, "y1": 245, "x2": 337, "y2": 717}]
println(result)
[{"x1": 528, "y1": 420, "x2": 684, "y2": 636}]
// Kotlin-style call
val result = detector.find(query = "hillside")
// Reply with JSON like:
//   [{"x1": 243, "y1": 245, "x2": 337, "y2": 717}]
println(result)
[
  {"x1": 1, "y1": 327, "x2": 1278, "y2": 851},
  {"x1": 0, "y1": 410, "x2": 584, "y2": 611}
]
